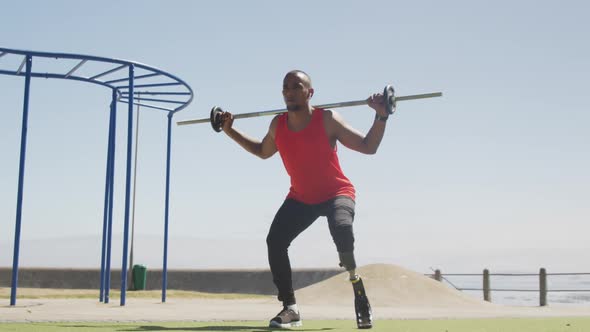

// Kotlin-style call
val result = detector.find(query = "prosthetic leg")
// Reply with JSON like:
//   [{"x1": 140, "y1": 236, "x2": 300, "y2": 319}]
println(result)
[
  {"x1": 339, "y1": 252, "x2": 373, "y2": 329},
  {"x1": 352, "y1": 277, "x2": 373, "y2": 329}
]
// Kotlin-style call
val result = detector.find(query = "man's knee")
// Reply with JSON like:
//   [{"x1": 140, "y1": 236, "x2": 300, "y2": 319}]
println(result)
[
  {"x1": 266, "y1": 232, "x2": 289, "y2": 251},
  {"x1": 338, "y1": 251, "x2": 357, "y2": 271}
]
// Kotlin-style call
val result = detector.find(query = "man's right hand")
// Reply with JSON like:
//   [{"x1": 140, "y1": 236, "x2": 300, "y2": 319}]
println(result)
[{"x1": 221, "y1": 111, "x2": 234, "y2": 133}]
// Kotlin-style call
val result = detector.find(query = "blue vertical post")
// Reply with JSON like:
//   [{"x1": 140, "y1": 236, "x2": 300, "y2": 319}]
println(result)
[
  {"x1": 10, "y1": 55, "x2": 33, "y2": 306},
  {"x1": 162, "y1": 113, "x2": 173, "y2": 303},
  {"x1": 105, "y1": 89, "x2": 117, "y2": 304},
  {"x1": 120, "y1": 65, "x2": 134, "y2": 306},
  {"x1": 100, "y1": 95, "x2": 116, "y2": 302}
]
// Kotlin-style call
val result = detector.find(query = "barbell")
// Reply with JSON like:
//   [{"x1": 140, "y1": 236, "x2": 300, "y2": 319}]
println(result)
[{"x1": 176, "y1": 85, "x2": 442, "y2": 132}]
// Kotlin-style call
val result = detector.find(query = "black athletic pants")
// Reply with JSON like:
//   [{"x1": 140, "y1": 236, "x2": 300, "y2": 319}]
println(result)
[{"x1": 266, "y1": 196, "x2": 356, "y2": 306}]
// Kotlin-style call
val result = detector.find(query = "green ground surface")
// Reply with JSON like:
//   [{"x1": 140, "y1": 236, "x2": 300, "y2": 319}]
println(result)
[{"x1": 1, "y1": 318, "x2": 589, "y2": 332}]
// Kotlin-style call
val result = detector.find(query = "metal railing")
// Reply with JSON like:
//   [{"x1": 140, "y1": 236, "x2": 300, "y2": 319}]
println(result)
[{"x1": 428, "y1": 269, "x2": 590, "y2": 306}]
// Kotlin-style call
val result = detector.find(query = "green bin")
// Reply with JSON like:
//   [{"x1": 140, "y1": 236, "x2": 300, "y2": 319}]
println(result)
[{"x1": 132, "y1": 264, "x2": 147, "y2": 290}]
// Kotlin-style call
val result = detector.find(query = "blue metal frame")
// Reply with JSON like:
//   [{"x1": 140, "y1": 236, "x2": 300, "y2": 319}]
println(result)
[
  {"x1": 162, "y1": 113, "x2": 173, "y2": 302},
  {"x1": 99, "y1": 94, "x2": 116, "y2": 303},
  {"x1": 100, "y1": 91, "x2": 118, "y2": 304},
  {"x1": 104, "y1": 94, "x2": 116, "y2": 304},
  {"x1": 10, "y1": 55, "x2": 32, "y2": 306},
  {"x1": 0, "y1": 47, "x2": 194, "y2": 306},
  {"x1": 120, "y1": 65, "x2": 135, "y2": 305}
]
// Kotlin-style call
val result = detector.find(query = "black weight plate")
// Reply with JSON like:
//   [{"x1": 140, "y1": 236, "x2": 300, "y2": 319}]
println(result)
[
  {"x1": 210, "y1": 106, "x2": 224, "y2": 132},
  {"x1": 384, "y1": 85, "x2": 395, "y2": 114}
]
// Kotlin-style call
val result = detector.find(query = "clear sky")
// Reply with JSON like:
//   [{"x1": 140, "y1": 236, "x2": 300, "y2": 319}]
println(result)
[{"x1": 1, "y1": 0, "x2": 588, "y2": 274}]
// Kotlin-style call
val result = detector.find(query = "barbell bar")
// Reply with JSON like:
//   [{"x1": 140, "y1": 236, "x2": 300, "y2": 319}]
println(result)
[{"x1": 176, "y1": 85, "x2": 442, "y2": 132}]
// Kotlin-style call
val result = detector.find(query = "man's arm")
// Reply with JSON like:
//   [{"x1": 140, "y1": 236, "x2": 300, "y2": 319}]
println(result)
[
  {"x1": 328, "y1": 93, "x2": 389, "y2": 155},
  {"x1": 222, "y1": 112, "x2": 278, "y2": 159}
]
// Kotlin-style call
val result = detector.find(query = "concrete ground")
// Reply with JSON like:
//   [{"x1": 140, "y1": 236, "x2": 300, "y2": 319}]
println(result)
[{"x1": 2, "y1": 264, "x2": 589, "y2": 322}]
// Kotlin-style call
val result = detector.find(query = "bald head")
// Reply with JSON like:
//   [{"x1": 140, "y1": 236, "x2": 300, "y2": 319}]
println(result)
[{"x1": 285, "y1": 70, "x2": 313, "y2": 89}]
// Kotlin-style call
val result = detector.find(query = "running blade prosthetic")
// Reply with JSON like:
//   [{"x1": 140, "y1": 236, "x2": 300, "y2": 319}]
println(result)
[{"x1": 352, "y1": 277, "x2": 373, "y2": 329}]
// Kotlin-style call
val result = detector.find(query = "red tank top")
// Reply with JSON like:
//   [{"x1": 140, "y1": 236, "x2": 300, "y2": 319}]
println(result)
[{"x1": 275, "y1": 108, "x2": 355, "y2": 204}]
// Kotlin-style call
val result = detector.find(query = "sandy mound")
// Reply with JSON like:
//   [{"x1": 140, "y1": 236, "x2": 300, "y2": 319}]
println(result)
[{"x1": 296, "y1": 263, "x2": 495, "y2": 308}]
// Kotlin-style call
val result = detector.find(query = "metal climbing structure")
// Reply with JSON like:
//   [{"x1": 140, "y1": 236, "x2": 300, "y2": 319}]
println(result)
[{"x1": 0, "y1": 47, "x2": 193, "y2": 306}]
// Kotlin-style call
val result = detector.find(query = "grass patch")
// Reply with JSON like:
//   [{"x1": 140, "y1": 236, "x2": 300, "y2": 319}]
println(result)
[{"x1": 1, "y1": 318, "x2": 589, "y2": 332}]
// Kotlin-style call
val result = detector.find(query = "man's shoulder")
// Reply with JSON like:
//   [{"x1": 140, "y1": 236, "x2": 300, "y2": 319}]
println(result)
[
  {"x1": 317, "y1": 107, "x2": 336, "y2": 118},
  {"x1": 319, "y1": 108, "x2": 344, "y2": 124},
  {"x1": 268, "y1": 114, "x2": 283, "y2": 137}
]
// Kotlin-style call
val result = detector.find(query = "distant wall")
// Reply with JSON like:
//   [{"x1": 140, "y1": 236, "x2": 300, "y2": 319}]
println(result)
[{"x1": 0, "y1": 268, "x2": 342, "y2": 295}]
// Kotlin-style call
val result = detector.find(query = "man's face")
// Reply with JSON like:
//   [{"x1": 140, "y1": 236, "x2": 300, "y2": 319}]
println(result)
[{"x1": 282, "y1": 73, "x2": 313, "y2": 111}]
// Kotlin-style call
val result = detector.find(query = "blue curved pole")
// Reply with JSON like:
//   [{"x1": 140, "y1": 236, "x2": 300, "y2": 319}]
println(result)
[
  {"x1": 10, "y1": 55, "x2": 32, "y2": 306},
  {"x1": 105, "y1": 89, "x2": 117, "y2": 304},
  {"x1": 120, "y1": 65, "x2": 134, "y2": 306},
  {"x1": 162, "y1": 113, "x2": 173, "y2": 303},
  {"x1": 100, "y1": 95, "x2": 116, "y2": 302},
  {"x1": 0, "y1": 48, "x2": 195, "y2": 111},
  {"x1": 0, "y1": 48, "x2": 194, "y2": 113}
]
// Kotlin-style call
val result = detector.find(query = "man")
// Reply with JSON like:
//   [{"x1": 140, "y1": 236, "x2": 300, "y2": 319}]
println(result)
[{"x1": 220, "y1": 70, "x2": 389, "y2": 329}]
